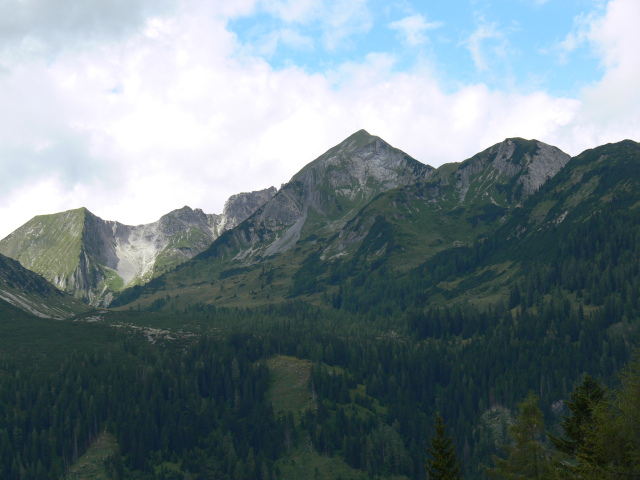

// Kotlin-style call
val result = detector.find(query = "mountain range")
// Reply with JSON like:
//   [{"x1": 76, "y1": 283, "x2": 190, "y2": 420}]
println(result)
[
  {"x1": 0, "y1": 129, "x2": 637, "y2": 317},
  {"x1": 2, "y1": 128, "x2": 640, "y2": 480},
  {"x1": 107, "y1": 130, "x2": 575, "y2": 311},
  {"x1": 0, "y1": 187, "x2": 276, "y2": 305}
]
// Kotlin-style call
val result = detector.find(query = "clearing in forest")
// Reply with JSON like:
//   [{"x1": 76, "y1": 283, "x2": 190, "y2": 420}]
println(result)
[
  {"x1": 66, "y1": 432, "x2": 119, "y2": 480},
  {"x1": 266, "y1": 355, "x2": 315, "y2": 421}
]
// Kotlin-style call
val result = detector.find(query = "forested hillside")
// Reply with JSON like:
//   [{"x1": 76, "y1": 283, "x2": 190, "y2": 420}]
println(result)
[{"x1": 2, "y1": 137, "x2": 640, "y2": 479}]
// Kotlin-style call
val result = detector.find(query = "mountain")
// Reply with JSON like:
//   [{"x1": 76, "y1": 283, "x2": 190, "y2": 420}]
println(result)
[
  {"x1": 0, "y1": 252, "x2": 89, "y2": 318},
  {"x1": 318, "y1": 137, "x2": 571, "y2": 271},
  {"x1": 325, "y1": 138, "x2": 640, "y2": 314},
  {"x1": 110, "y1": 133, "x2": 571, "y2": 310},
  {"x1": 200, "y1": 129, "x2": 434, "y2": 261},
  {"x1": 4, "y1": 132, "x2": 640, "y2": 480},
  {"x1": 0, "y1": 187, "x2": 276, "y2": 305}
]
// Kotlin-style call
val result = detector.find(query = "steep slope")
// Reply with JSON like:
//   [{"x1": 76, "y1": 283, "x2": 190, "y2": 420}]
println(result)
[
  {"x1": 320, "y1": 137, "x2": 571, "y2": 269},
  {"x1": 0, "y1": 252, "x2": 90, "y2": 318},
  {"x1": 0, "y1": 187, "x2": 276, "y2": 305},
  {"x1": 331, "y1": 139, "x2": 640, "y2": 312},
  {"x1": 198, "y1": 129, "x2": 433, "y2": 262},
  {"x1": 111, "y1": 135, "x2": 574, "y2": 311},
  {"x1": 500, "y1": 139, "x2": 640, "y2": 256}
]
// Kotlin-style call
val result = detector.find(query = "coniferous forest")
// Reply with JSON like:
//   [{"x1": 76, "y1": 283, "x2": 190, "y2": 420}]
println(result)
[{"x1": 3, "y1": 138, "x2": 640, "y2": 479}]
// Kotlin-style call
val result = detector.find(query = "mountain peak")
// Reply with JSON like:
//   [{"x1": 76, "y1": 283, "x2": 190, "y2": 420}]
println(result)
[
  {"x1": 191, "y1": 130, "x2": 433, "y2": 264},
  {"x1": 331, "y1": 129, "x2": 379, "y2": 156},
  {"x1": 292, "y1": 130, "x2": 430, "y2": 184},
  {"x1": 436, "y1": 137, "x2": 570, "y2": 205}
]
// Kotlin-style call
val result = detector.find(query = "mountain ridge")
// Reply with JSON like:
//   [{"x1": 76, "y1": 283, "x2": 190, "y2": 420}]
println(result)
[
  {"x1": 0, "y1": 187, "x2": 277, "y2": 305},
  {"x1": 108, "y1": 133, "x2": 574, "y2": 310}
]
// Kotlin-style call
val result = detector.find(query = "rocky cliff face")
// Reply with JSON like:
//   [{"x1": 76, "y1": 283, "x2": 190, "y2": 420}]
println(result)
[
  {"x1": 318, "y1": 137, "x2": 571, "y2": 267},
  {"x1": 0, "y1": 187, "x2": 276, "y2": 305},
  {"x1": 199, "y1": 130, "x2": 434, "y2": 263},
  {"x1": 431, "y1": 138, "x2": 571, "y2": 207},
  {"x1": 210, "y1": 187, "x2": 279, "y2": 233}
]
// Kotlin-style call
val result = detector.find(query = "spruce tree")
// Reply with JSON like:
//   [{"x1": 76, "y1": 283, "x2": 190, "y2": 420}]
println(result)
[
  {"x1": 486, "y1": 393, "x2": 552, "y2": 480},
  {"x1": 549, "y1": 375, "x2": 606, "y2": 475},
  {"x1": 426, "y1": 413, "x2": 463, "y2": 480}
]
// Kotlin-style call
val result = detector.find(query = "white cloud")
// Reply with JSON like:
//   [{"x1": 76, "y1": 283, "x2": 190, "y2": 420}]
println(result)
[
  {"x1": 259, "y1": 0, "x2": 321, "y2": 23},
  {"x1": 389, "y1": 14, "x2": 443, "y2": 46},
  {"x1": 319, "y1": 0, "x2": 372, "y2": 50},
  {"x1": 1, "y1": 0, "x2": 640, "y2": 243},
  {"x1": 556, "y1": 0, "x2": 640, "y2": 151},
  {"x1": 463, "y1": 19, "x2": 509, "y2": 72},
  {"x1": 255, "y1": 0, "x2": 372, "y2": 50},
  {"x1": 554, "y1": 10, "x2": 598, "y2": 64}
]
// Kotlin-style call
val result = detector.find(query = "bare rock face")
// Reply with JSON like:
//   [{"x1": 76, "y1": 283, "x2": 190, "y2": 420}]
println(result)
[
  {"x1": 435, "y1": 138, "x2": 571, "y2": 207},
  {"x1": 198, "y1": 129, "x2": 435, "y2": 262},
  {"x1": 520, "y1": 142, "x2": 571, "y2": 195},
  {"x1": 0, "y1": 187, "x2": 276, "y2": 305},
  {"x1": 210, "y1": 187, "x2": 279, "y2": 233}
]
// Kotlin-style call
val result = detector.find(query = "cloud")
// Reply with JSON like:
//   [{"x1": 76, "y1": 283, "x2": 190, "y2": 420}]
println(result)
[
  {"x1": 389, "y1": 14, "x2": 443, "y2": 46},
  {"x1": 555, "y1": 0, "x2": 640, "y2": 151},
  {"x1": 463, "y1": 19, "x2": 510, "y2": 72},
  {"x1": 1, "y1": 0, "x2": 639, "y2": 242},
  {"x1": 0, "y1": 0, "x2": 179, "y2": 61},
  {"x1": 255, "y1": 0, "x2": 371, "y2": 51},
  {"x1": 554, "y1": 11, "x2": 598, "y2": 64},
  {"x1": 258, "y1": 0, "x2": 321, "y2": 23}
]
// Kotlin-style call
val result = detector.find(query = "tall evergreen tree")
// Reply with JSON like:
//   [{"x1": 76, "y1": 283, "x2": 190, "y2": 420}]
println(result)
[
  {"x1": 586, "y1": 354, "x2": 640, "y2": 480},
  {"x1": 549, "y1": 375, "x2": 606, "y2": 475},
  {"x1": 426, "y1": 413, "x2": 463, "y2": 480},
  {"x1": 486, "y1": 393, "x2": 552, "y2": 480}
]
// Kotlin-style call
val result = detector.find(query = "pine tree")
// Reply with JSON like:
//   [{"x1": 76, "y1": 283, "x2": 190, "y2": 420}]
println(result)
[
  {"x1": 426, "y1": 413, "x2": 462, "y2": 480},
  {"x1": 586, "y1": 353, "x2": 640, "y2": 480},
  {"x1": 486, "y1": 393, "x2": 552, "y2": 480},
  {"x1": 549, "y1": 375, "x2": 606, "y2": 475}
]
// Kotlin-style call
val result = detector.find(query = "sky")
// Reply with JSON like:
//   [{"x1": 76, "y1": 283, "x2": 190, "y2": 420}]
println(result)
[{"x1": 1, "y1": 0, "x2": 640, "y2": 240}]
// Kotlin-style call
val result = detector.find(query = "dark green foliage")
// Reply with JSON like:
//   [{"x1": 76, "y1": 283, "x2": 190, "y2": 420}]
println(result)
[
  {"x1": 219, "y1": 266, "x2": 252, "y2": 280},
  {"x1": 549, "y1": 376, "x2": 606, "y2": 474},
  {"x1": 585, "y1": 353, "x2": 640, "y2": 480},
  {"x1": 110, "y1": 276, "x2": 165, "y2": 307},
  {"x1": 426, "y1": 413, "x2": 462, "y2": 480},
  {"x1": 289, "y1": 250, "x2": 328, "y2": 296},
  {"x1": 486, "y1": 393, "x2": 552, "y2": 480}
]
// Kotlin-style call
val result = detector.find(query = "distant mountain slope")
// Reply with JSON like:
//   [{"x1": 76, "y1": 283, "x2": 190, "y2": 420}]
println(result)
[
  {"x1": 331, "y1": 138, "x2": 640, "y2": 313},
  {"x1": 319, "y1": 137, "x2": 571, "y2": 270},
  {"x1": 0, "y1": 187, "x2": 276, "y2": 305},
  {"x1": 0, "y1": 252, "x2": 89, "y2": 318},
  {"x1": 498, "y1": 139, "x2": 640, "y2": 261},
  {"x1": 196, "y1": 129, "x2": 433, "y2": 263},
  {"x1": 110, "y1": 133, "x2": 570, "y2": 311}
]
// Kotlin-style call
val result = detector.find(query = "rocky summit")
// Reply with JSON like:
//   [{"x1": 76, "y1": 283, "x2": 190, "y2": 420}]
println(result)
[{"x1": 196, "y1": 129, "x2": 434, "y2": 264}]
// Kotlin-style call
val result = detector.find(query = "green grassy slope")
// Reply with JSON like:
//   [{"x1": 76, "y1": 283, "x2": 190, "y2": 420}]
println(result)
[
  {"x1": 0, "y1": 252, "x2": 90, "y2": 318},
  {"x1": 0, "y1": 207, "x2": 86, "y2": 288}
]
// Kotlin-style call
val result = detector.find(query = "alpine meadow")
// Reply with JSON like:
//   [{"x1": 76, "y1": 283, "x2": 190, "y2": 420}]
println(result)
[{"x1": 3, "y1": 130, "x2": 640, "y2": 479}]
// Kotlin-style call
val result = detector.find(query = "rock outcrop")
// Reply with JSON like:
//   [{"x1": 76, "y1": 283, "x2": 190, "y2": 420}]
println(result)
[{"x1": 444, "y1": 138, "x2": 571, "y2": 206}]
